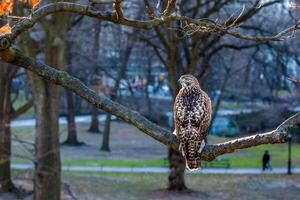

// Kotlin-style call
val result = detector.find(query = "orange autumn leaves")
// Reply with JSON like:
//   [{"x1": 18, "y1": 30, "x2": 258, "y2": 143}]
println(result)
[
  {"x1": 0, "y1": 0, "x2": 14, "y2": 16},
  {"x1": 0, "y1": 23, "x2": 11, "y2": 35},
  {"x1": 0, "y1": 0, "x2": 40, "y2": 35},
  {"x1": 0, "y1": 0, "x2": 40, "y2": 16},
  {"x1": 19, "y1": 0, "x2": 40, "y2": 9}
]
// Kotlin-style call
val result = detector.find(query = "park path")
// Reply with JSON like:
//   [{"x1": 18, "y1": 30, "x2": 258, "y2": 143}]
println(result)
[
  {"x1": 11, "y1": 114, "x2": 116, "y2": 127},
  {"x1": 11, "y1": 107, "x2": 259, "y2": 127},
  {"x1": 11, "y1": 163, "x2": 300, "y2": 174}
]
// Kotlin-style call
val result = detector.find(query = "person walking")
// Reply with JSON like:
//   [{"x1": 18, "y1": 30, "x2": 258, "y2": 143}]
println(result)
[{"x1": 262, "y1": 150, "x2": 271, "y2": 171}]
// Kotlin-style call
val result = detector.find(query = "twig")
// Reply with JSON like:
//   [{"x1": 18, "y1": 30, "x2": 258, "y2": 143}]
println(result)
[{"x1": 288, "y1": 77, "x2": 300, "y2": 84}]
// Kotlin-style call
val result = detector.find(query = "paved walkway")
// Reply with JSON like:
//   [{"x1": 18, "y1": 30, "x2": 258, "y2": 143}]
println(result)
[
  {"x1": 11, "y1": 109, "x2": 257, "y2": 127},
  {"x1": 11, "y1": 114, "x2": 116, "y2": 127},
  {"x1": 11, "y1": 163, "x2": 300, "y2": 174}
]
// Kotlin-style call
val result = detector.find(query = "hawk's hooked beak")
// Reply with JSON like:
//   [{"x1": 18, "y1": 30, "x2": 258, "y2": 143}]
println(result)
[
  {"x1": 178, "y1": 77, "x2": 183, "y2": 84},
  {"x1": 178, "y1": 78, "x2": 186, "y2": 88}
]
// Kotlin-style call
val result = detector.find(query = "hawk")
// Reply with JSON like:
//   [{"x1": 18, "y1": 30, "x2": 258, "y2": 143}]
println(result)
[{"x1": 173, "y1": 75, "x2": 212, "y2": 171}]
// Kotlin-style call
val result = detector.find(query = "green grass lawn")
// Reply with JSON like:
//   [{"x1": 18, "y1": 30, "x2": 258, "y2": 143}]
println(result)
[
  {"x1": 14, "y1": 142, "x2": 300, "y2": 169},
  {"x1": 10, "y1": 125, "x2": 300, "y2": 169},
  {"x1": 61, "y1": 142, "x2": 300, "y2": 168},
  {"x1": 220, "y1": 143, "x2": 300, "y2": 168}
]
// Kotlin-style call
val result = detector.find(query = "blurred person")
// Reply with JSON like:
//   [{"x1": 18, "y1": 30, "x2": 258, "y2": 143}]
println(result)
[{"x1": 262, "y1": 150, "x2": 272, "y2": 171}]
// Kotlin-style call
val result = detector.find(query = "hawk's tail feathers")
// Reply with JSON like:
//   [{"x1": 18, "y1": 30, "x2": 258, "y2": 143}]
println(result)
[{"x1": 186, "y1": 160, "x2": 199, "y2": 171}]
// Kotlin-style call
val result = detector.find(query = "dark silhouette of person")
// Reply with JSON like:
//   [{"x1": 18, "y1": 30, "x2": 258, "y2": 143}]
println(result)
[{"x1": 262, "y1": 150, "x2": 271, "y2": 171}]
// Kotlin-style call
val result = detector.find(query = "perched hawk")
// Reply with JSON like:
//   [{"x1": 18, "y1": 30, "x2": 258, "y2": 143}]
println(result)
[{"x1": 173, "y1": 75, "x2": 212, "y2": 171}]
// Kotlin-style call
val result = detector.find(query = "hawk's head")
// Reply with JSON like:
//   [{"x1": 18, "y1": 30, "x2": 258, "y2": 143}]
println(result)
[{"x1": 178, "y1": 75, "x2": 199, "y2": 88}]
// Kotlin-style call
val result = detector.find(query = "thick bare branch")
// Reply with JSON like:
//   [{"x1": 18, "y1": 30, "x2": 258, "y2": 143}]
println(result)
[
  {"x1": 88, "y1": 0, "x2": 115, "y2": 4},
  {"x1": 1, "y1": 47, "x2": 299, "y2": 161},
  {"x1": 201, "y1": 113, "x2": 299, "y2": 161}
]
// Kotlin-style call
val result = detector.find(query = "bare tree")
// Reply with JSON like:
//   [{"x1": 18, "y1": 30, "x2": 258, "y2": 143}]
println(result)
[
  {"x1": 101, "y1": 31, "x2": 136, "y2": 151},
  {"x1": 88, "y1": 20, "x2": 102, "y2": 133},
  {"x1": 0, "y1": 0, "x2": 299, "y2": 198},
  {"x1": 30, "y1": 3, "x2": 72, "y2": 199},
  {"x1": 63, "y1": 16, "x2": 85, "y2": 146}
]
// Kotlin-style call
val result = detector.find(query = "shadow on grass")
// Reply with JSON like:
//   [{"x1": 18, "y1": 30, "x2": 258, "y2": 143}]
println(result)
[{"x1": 61, "y1": 141, "x2": 86, "y2": 146}]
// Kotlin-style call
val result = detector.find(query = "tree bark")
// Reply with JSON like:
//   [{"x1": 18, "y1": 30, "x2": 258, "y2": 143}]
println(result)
[
  {"x1": 88, "y1": 21, "x2": 102, "y2": 134},
  {"x1": 88, "y1": 106, "x2": 101, "y2": 133},
  {"x1": 32, "y1": 9, "x2": 70, "y2": 199},
  {"x1": 165, "y1": 51, "x2": 187, "y2": 191},
  {"x1": 63, "y1": 89, "x2": 82, "y2": 145},
  {"x1": 167, "y1": 147, "x2": 187, "y2": 190},
  {"x1": 0, "y1": 123, "x2": 14, "y2": 192},
  {"x1": 32, "y1": 77, "x2": 61, "y2": 200},
  {"x1": 100, "y1": 114, "x2": 111, "y2": 151},
  {"x1": 0, "y1": 67, "x2": 14, "y2": 192}
]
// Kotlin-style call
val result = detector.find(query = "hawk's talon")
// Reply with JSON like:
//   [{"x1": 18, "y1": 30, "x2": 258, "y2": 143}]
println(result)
[
  {"x1": 179, "y1": 143, "x2": 185, "y2": 157},
  {"x1": 198, "y1": 140, "x2": 205, "y2": 153}
]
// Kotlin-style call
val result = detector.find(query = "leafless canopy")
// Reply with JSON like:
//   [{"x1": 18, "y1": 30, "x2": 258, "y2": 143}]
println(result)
[{"x1": 0, "y1": 0, "x2": 299, "y2": 161}]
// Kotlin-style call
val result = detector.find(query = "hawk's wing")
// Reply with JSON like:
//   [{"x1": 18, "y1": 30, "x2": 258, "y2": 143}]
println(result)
[{"x1": 174, "y1": 89, "x2": 211, "y2": 154}]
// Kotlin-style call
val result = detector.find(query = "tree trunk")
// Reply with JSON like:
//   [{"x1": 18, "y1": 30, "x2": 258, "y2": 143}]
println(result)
[
  {"x1": 0, "y1": 64, "x2": 16, "y2": 192},
  {"x1": 100, "y1": 114, "x2": 111, "y2": 151},
  {"x1": 0, "y1": 119, "x2": 14, "y2": 192},
  {"x1": 0, "y1": 125, "x2": 16, "y2": 192},
  {"x1": 100, "y1": 36, "x2": 134, "y2": 151},
  {"x1": 32, "y1": 10, "x2": 70, "y2": 199},
  {"x1": 88, "y1": 20, "x2": 102, "y2": 134},
  {"x1": 88, "y1": 106, "x2": 101, "y2": 133},
  {"x1": 167, "y1": 147, "x2": 187, "y2": 190},
  {"x1": 165, "y1": 53, "x2": 187, "y2": 191},
  {"x1": 63, "y1": 89, "x2": 82, "y2": 146},
  {"x1": 32, "y1": 77, "x2": 61, "y2": 200}
]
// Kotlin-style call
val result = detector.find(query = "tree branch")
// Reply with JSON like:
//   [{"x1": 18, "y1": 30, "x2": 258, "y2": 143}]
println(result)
[
  {"x1": 163, "y1": 0, "x2": 176, "y2": 16},
  {"x1": 0, "y1": 2, "x2": 299, "y2": 50},
  {"x1": 288, "y1": 77, "x2": 300, "y2": 84},
  {"x1": 201, "y1": 113, "x2": 300, "y2": 161},
  {"x1": 1, "y1": 47, "x2": 299, "y2": 161},
  {"x1": 9, "y1": 98, "x2": 34, "y2": 120},
  {"x1": 112, "y1": 0, "x2": 123, "y2": 22}
]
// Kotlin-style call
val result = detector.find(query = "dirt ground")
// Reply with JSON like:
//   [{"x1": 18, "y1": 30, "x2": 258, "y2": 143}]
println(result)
[
  {"x1": 0, "y1": 178, "x2": 75, "y2": 200},
  {"x1": 63, "y1": 173, "x2": 300, "y2": 200},
  {"x1": 3, "y1": 173, "x2": 299, "y2": 200}
]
